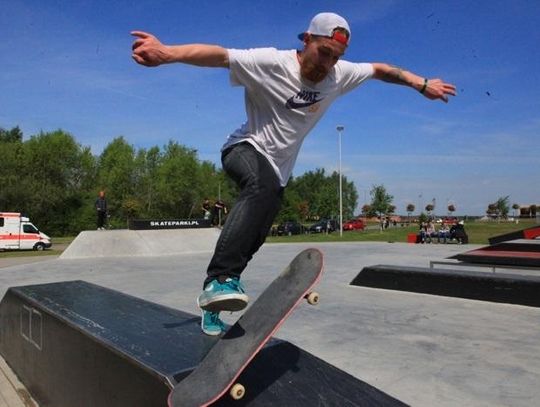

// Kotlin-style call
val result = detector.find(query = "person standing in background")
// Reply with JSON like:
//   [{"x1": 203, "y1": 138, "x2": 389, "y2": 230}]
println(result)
[{"x1": 95, "y1": 191, "x2": 108, "y2": 231}]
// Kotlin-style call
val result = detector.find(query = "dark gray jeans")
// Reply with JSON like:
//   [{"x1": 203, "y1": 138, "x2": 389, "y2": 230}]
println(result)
[{"x1": 205, "y1": 142, "x2": 284, "y2": 287}]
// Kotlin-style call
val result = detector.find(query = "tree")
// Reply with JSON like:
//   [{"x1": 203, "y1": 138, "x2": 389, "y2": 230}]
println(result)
[
  {"x1": 369, "y1": 185, "x2": 393, "y2": 219},
  {"x1": 406, "y1": 203, "x2": 415, "y2": 222},
  {"x1": 13, "y1": 129, "x2": 96, "y2": 233},
  {"x1": 486, "y1": 196, "x2": 510, "y2": 221},
  {"x1": 278, "y1": 181, "x2": 303, "y2": 222},
  {"x1": 361, "y1": 204, "x2": 371, "y2": 218},
  {"x1": 512, "y1": 203, "x2": 520, "y2": 218},
  {"x1": 0, "y1": 127, "x2": 24, "y2": 211},
  {"x1": 426, "y1": 198, "x2": 436, "y2": 217},
  {"x1": 495, "y1": 196, "x2": 510, "y2": 220},
  {"x1": 133, "y1": 146, "x2": 162, "y2": 215},
  {"x1": 97, "y1": 136, "x2": 137, "y2": 209},
  {"x1": 284, "y1": 169, "x2": 334, "y2": 220},
  {"x1": 0, "y1": 126, "x2": 23, "y2": 143},
  {"x1": 153, "y1": 141, "x2": 202, "y2": 218},
  {"x1": 447, "y1": 203, "x2": 456, "y2": 216},
  {"x1": 486, "y1": 203, "x2": 498, "y2": 219},
  {"x1": 278, "y1": 168, "x2": 358, "y2": 222},
  {"x1": 1, "y1": 122, "x2": 375, "y2": 235},
  {"x1": 530, "y1": 204, "x2": 537, "y2": 219},
  {"x1": 95, "y1": 136, "x2": 140, "y2": 224}
]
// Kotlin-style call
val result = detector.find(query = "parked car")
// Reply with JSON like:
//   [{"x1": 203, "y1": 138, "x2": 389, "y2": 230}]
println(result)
[
  {"x1": 276, "y1": 221, "x2": 304, "y2": 236},
  {"x1": 308, "y1": 219, "x2": 338, "y2": 233},
  {"x1": 442, "y1": 217, "x2": 458, "y2": 225},
  {"x1": 342, "y1": 218, "x2": 365, "y2": 231}
]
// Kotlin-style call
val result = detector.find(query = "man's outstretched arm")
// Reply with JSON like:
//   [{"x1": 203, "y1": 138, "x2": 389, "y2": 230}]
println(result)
[
  {"x1": 371, "y1": 63, "x2": 456, "y2": 103},
  {"x1": 131, "y1": 31, "x2": 229, "y2": 68}
]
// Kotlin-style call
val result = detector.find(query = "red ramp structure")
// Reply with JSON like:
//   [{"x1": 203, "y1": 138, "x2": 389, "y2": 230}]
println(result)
[
  {"x1": 488, "y1": 225, "x2": 540, "y2": 245},
  {"x1": 453, "y1": 225, "x2": 540, "y2": 268}
]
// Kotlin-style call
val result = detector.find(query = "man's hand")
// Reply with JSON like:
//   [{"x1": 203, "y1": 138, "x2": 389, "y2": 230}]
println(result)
[
  {"x1": 131, "y1": 31, "x2": 171, "y2": 67},
  {"x1": 372, "y1": 63, "x2": 457, "y2": 103},
  {"x1": 422, "y1": 78, "x2": 457, "y2": 103}
]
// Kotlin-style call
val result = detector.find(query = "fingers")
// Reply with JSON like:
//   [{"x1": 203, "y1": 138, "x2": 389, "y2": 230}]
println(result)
[
  {"x1": 131, "y1": 54, "x2": 144, "y2": 64},
  {"x1": 131, "y1": 31, "x2": 155, "y2": 50},
  {"x1": 131, "y1": 32, "x2": 147, "y2": 53},
  {"x1": 442, "y1": 82, "x2": 457, "y2": 96},
  {"x1": 131, "y1": 30, "x2": 158, "y2": 66},
  {"x1": 131, "y1": 51, "x2": 156, "y2": 67},
  {"x1": 130, "y1": 30, "x2": 152, "y2": 39},
  {"x1": 131, "y1": 38, "x2": 143, "y2": 51},
  {"x1": 426, "y1": 78, "x2": 457, "y2": 103}
]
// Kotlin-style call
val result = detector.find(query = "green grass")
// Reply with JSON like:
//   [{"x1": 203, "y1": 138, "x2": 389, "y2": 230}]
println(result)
[
  {"x1": 0, "y1": 236, "x2": 75, "y2": 258},
  {"x1": 0, "y1": 248, "x2": 59, "y2": 258},
  {"x1": 267, "y1": 219, "x2": 538, "y2": 245}
]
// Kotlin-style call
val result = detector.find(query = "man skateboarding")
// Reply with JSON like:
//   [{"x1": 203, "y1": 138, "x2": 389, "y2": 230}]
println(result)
[{"x1": 132, "y1": 12, "x2": 457, "y2": 335}]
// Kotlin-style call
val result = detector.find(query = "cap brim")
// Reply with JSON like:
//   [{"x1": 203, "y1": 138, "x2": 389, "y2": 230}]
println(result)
[{"x1": 298, "y1": 32, "x2": 306, "y2": 41}]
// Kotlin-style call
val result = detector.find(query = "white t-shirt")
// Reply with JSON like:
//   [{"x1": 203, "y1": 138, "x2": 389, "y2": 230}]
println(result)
[{"x1": 224, "y1": 48, "x2": 373, "y2": 186}]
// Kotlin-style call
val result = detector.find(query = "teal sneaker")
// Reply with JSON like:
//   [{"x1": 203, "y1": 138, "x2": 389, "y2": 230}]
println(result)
[
  {"x1": 200, "y1": 311, "x2": 229, "y2": 336},
  {"x1": 197, "y1": 277, "x2": 249, "y2": 313}
]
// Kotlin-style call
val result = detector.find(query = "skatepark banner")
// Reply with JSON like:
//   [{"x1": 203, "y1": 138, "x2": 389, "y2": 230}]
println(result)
[{"x1": 128, "y1": 218, "x2": 211, "y2": 230}]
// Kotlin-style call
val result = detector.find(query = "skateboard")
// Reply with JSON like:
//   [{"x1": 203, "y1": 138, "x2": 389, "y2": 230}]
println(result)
[{"x1": 168, "y1": 248, "x2": 324, "y2": 407}]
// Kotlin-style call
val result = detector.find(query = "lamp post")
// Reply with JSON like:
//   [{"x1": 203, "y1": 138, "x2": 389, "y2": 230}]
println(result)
[{"x1": 336, "y1": 125, "x2": 344, "y2": 237}]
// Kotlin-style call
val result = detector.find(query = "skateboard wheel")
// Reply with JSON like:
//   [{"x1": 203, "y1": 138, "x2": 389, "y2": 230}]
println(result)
[
  {"x1": 306, "y1": 292, "x2": 319, "y2": 305},
  {"x1": 230, "y1": 383, "x2": 245, "y2": 400}
]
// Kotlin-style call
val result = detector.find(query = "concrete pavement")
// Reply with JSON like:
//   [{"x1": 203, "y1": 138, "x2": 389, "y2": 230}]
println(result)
[{"x1": 0, "y1": 234, "x2": 539, "y2": 406}]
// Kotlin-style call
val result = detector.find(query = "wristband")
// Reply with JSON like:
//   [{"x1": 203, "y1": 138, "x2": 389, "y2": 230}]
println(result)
[{"x1": 419, "y1": 78, "x2": 428, "y2": 94}]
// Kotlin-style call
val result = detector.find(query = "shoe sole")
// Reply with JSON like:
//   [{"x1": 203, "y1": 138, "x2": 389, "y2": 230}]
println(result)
[
  {"x1": 198, "y1": 293, "x2": 249, "y2": 313},
  {"x1": 201, "y1": 325, "x2": 222, "y2": 336}
]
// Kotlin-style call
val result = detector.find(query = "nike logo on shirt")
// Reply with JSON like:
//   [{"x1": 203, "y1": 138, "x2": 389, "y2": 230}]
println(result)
[{"x1": 285, "y1": 90, "x2": 323, "y2": 110}]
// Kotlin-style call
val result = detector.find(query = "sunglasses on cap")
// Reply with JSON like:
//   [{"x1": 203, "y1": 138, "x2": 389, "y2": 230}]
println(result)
[{"x1": 311, "y1": 28, "x2": 349, "y2": 45}]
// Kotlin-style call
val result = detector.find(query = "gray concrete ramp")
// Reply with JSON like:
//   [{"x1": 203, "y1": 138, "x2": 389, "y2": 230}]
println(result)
[{"x1": 60, "y1": 229, "x2": 220, "y2": 259}]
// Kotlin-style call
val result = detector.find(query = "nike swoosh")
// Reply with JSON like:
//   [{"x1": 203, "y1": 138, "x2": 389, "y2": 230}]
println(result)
[{"x1": 285, "y1": 97, "x2": 323, "y2": 109}]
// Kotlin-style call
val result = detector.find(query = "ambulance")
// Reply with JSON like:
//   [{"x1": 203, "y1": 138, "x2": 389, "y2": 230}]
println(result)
[{"x1": 0, "y1": 212, "x2": 52, "y2": 251}]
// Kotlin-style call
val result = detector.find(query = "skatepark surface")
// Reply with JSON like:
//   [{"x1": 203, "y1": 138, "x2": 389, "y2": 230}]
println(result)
[{"x1": 1, "y1": 229, "x2": 539, "y2": 407}]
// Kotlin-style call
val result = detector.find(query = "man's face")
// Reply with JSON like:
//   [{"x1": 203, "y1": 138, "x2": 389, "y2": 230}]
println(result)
[{"x1": 299, "y1": 35, "x2": 347, "y2": 83}]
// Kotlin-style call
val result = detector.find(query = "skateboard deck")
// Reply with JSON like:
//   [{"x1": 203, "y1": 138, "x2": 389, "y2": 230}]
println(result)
[{"x1": 168, "y1": 248, "x2": 324, "y2": 407}]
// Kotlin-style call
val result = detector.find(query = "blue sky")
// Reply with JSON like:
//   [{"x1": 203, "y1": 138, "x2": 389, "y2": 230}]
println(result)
[{"x1": 2, "y1": 0, "x2": 539, "y2": 215}]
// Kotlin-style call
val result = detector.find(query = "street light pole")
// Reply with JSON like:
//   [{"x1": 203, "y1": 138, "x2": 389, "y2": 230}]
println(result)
[{"x1": 336, "y1": 125, "x2": 344, "y2": 237}]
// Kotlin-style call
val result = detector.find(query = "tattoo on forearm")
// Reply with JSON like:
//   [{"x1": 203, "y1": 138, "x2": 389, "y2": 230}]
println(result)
[{"x1": 383, "y1": 65, "x2": 409, "y2": 86}]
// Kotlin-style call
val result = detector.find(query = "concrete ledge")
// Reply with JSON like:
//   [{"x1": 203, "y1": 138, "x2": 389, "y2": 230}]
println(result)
[
  {"x1": 60, "y1": 229, "x2": 220, "y2": 259},
  {"x1": 1, "y1": 281, "x2": 407, "y2": 407},
  {"x1": 351, "y1": 264, "x2": 540, "y2": 307}
]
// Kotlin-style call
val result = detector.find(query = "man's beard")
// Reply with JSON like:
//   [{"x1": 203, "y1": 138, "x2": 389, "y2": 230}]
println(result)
[{"x1": 301, "y1": 61, "x2": 328, "y2": 83}]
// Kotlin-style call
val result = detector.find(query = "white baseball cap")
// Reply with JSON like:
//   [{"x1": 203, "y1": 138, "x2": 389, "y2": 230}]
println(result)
[{"x1": 298, "y1": 12, "x2": 351, "y2": 45}]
